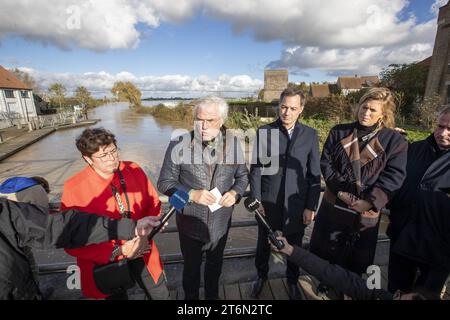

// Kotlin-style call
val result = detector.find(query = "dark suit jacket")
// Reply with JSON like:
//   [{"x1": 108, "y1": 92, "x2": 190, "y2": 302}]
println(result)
[{"x1": 249, "y1": 119, "x2": 321, "y2": 235}]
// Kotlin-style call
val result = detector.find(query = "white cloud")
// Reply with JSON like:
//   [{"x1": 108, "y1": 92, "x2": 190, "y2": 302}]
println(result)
[
  {"x1": 431, "y1": 0, "x2": 448, "y2": 15},
  {"x1": 268, "y1": 17, "x2": 436, "y2": 76},
  {"x1": 202, "y1": 0, "x2": 438, "y2": 76},
  {"x1": 18, "y1": 68, "x2": 263, "y2": 98},
  {"x1": 1, "y1": 1, "x2": 443, "y2": 78},
  {"x1": 0, "y1": 0, "x2": 201, "y2": 51},
  {"x1": 204, "y1": 0, "x2": 417, "y2": 48}
]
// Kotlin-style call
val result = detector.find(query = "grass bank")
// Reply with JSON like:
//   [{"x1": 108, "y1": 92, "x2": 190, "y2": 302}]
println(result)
[{"x1": 137, "y1": 103, "x2": 430, "y2": 150}]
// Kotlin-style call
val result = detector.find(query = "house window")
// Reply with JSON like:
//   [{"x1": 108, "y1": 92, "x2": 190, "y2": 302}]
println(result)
[
  {"x1": 21, "y1": 91, "x2": 29, "y2": 98},
  {"x1": 4, "y1": 90, "x2": 14, "y2": 98}
]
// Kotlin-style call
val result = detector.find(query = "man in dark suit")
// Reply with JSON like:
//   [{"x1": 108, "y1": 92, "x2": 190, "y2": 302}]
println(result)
[
  {"x1": 249, "y1": 88, "x2": 321, "y2": 299},
  {"x1": 387, "y1": 107, "x2": 450, "y2": 299}
]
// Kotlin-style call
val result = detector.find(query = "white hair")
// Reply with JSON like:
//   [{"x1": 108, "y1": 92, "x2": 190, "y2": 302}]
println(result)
[
  {"x1": 194, "y1": 96, "x2": 229, "y2": 121},
  {"x1": 439, "y1": 106, "x2": 450, "y2": 118}
]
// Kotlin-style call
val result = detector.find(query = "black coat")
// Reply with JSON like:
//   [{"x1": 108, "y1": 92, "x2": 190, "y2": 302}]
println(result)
[
  {"x1": 392, "y1": 190, "x2": 450, "y2": 269},
  {"x1": 250, "y1": 119, "x2": 321, "y2": 235},
  {"x1": 310, "y1": 122, "x2": 408, "y2": 274},
  {"x1": 388, "y1": 135, "x2": 450, "y2": 268},
  {"x1": 0, "y1": 198, "x2": 136, "y2": 300},
  {"x1": 387, "y1": 135, "x2": 450, "y2": 242}
]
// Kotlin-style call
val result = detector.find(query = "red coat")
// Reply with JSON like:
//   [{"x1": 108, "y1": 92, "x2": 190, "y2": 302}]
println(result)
[{"x1": 61, "y1": 161, "x2": 163, "y2": 299}]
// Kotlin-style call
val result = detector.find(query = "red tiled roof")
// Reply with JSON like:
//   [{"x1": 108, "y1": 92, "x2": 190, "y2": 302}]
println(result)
[
  {"x1": 310, "y1": 84, "x2": 331, "y2": 97},
  {"x1": 0, "y1": 65, "x2": 31, "y2": 90},
  {"x1": 337, "y1": 76, "x2": 379, "y2": 89}
]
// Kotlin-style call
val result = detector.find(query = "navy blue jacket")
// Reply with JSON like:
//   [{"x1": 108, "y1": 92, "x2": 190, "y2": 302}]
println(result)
[
  {"x1": 250, "y1": 119, "x2": 321, "y2": 235},
  {"x1": 388, "y1": 135, "x2": 450, "y2": 267},
  {"x1": 387, "y1": 134, "x2": 450, "y2": 242}
]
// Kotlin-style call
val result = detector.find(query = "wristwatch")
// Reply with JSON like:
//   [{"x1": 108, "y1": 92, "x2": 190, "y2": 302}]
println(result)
[{"x1": 109, "y1": 244, "x2": 121, "y2": 262}]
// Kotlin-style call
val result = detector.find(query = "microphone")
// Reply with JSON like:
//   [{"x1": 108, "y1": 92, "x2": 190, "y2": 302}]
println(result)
[
  {"x1": 147, "y1": 190, "x2": 189, "y2": 240},
  {"x1": 244, "y1": 197, "x2": 285, "y2": 250}
]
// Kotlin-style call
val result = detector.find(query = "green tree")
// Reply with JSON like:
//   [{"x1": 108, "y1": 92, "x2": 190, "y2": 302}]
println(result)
[
  {"x1": 111, "y1": 81, "x2": 142, "y2": 108},
  {"x1": 379, "y1": 63, "x2": 429, "y2": 118},
  {"x1": 74, "y1": 86, "x2": 92, "y2": 107},
  {"x1": 288, "y1": 82, "x2": 310, "y2": 95},
  {"x1": 48, "y1": 83, "x2": 67, "y2": 109}
]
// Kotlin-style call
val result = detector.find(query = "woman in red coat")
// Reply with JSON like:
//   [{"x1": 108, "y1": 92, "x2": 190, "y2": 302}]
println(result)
[{"x1": 61, "y1": 128, "x2": 168, "y2": 300}]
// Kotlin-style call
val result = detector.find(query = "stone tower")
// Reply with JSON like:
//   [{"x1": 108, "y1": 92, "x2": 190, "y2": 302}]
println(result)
[
  {"x1": 425, "y1": 1, "x2": 450, "y2": 105},
  {"x1": 263, "y1": 69, "x2": 288, "y2": 102}
]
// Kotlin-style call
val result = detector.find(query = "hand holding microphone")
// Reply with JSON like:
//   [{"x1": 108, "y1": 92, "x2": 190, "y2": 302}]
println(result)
[
  {"x1": 147, "y1": 190, "x2": 189, "y2": 240},
  {"x1": 244, "y1": 197, "x2": 285, "y2": 250}
]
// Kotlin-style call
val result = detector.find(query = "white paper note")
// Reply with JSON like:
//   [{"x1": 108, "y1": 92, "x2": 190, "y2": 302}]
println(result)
[{"x1": 208, "y1": 187, "x2": 223, "y2": 212}]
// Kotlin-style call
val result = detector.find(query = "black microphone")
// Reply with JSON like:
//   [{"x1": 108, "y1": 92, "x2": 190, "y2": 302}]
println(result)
[
  {"x1": 244, "y1": 197, "x2": 285, "y2": 250},
  {"x1": 147, "y1": 190, "x2": 189, "y2": 240}
]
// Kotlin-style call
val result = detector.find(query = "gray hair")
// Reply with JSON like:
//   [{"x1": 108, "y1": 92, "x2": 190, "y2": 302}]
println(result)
[
  {"x1": 194, "y1": 96, "x2": 229, "y2": 121},
  {"x1": 438, "y1": 106, "x2": 450, "y2": 118}
]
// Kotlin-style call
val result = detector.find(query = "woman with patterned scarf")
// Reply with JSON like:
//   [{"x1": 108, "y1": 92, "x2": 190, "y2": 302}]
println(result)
[{"x1": 310, "y1": 87, "x2": 408, "y2": 278}]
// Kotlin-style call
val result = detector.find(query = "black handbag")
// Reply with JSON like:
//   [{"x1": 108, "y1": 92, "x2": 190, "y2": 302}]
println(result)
[
  {"x1": 93, "y1": 259, "x2": 135, "y2": 295},
  {"x1": 93, "y1": 168, "x2": 135, "y2": 295}
]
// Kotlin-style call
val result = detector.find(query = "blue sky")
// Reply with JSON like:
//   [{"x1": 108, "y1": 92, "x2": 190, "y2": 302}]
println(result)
[{"x1": 0, "y1": 0, "x2": 446, "y2": 97}]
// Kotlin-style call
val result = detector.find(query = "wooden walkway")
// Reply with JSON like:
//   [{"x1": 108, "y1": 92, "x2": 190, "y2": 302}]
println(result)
[
  {"x1": 134, "y1": 271, "x2": 450, "y2": 301},
  {"x1": 0, "y1": 128, "x2": 55, "y2": 161},
  {"x1": 128, "y1": 276, "x2": 450, "y2": 300},
  {"x1": 0, "y1": 120, "x2": 99, "y2": 162}
]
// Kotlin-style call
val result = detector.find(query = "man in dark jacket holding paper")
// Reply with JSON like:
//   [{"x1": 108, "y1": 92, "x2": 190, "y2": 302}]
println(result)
[{"x1": 158, "y1": 96, "x2": 248, "y2": 300}]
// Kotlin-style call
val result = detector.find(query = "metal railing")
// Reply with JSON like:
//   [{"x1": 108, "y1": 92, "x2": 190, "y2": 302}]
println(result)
[{"x1": 39, "y1": 189, "x2": 391, "y2": 275}]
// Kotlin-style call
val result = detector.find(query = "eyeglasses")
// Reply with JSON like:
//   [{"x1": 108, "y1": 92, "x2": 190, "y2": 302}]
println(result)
[
  {"x1": 91, "y1": 148, "x2": 119, "y2": 161},
  {"x1": 195, "y1": 118, "x2": 221, "y2": 126}
]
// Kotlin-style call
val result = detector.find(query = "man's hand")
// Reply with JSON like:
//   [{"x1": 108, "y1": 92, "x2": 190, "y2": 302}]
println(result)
[
  {"x1": 303, "y1": 209, "x2": 315, "y2": 225},
  {"x1": 270, "y1": 236, "x2": 294, "y2": 256},
  {"x1": 190, "y1": 189, "x2": 217, "y2": 206},
  {"x1": 219, "y1": 190, "x2": 237, "y2": 208},
  {"x1": 135, "y1": 216, "x2": 161, "y2": 237}
]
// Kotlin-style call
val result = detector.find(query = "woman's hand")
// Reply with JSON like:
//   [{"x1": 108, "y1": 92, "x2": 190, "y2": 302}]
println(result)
[
  {"x1": 120, "y1": 236, "x2": 150, "y2": 260},
  {"x1": 349, "y1": 199, "x2": 372, "y2": 213}
]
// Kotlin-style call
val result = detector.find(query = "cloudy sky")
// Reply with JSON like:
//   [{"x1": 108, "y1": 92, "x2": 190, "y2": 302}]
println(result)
[{"x1": 0, "y1": 0, "x2": 447, "y2": 98}]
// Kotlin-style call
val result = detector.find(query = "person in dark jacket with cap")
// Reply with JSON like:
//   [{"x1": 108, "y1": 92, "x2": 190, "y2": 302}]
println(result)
[
  {"x1": 387, "y1": 107, "x2": 450, "y2": 298},
  {"x1": 0, "y1": 177, "x2": 161, "y2": 300}
]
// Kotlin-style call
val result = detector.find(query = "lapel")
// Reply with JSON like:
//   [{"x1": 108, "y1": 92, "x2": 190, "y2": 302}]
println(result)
[
  {"x1": 420, "y1": 138, "x2": 450, "y2": 186},
  {"x1": 275, "y1": 118, "x2": 302, "y2": 155},
  {"x1": 359, "y1": 136, "x2": 385, "y2": 167},
  {"x1": 287, "y1": 121, "x2": 303, "y2": 155}
]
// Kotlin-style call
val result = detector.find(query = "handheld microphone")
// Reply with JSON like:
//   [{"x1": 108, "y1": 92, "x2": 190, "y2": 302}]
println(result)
[
  {"x1": 148, "y1": 190, "x2": 189, "y2": 240},
  {"x1": 244, "y1": 197, "x2": 285, "y2": 250}
]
